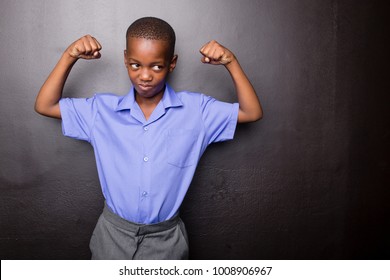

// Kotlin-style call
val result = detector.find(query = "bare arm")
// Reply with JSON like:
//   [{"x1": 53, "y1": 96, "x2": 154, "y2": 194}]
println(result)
[
  {"x1": 35, "y1": 35, "x2": 102, "y2": 119},
  {"x1": 200, "y1": 40, "x2": 263, "y2": 123}
]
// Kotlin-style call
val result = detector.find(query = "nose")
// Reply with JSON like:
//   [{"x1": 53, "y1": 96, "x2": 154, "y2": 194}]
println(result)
[{"x1": 140, "y1": 68, "x2": 152, "y2": 82}]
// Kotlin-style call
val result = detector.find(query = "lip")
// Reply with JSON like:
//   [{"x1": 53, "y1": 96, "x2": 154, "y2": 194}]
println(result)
[{"x1": 138, "y1": 84, "x2": 153, "y2": 91}]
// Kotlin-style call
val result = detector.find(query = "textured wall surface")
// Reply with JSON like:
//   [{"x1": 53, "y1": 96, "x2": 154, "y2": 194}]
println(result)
[{"x1": 0, "y1": 0, "x2": 388, "y2": 259}]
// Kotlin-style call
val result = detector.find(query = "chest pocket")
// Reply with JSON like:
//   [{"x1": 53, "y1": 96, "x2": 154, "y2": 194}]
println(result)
[{"x1": 166, "y1": 129, "x2": 199, "y2": 168}]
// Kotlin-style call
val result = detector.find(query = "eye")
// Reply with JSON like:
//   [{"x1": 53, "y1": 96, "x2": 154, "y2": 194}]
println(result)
[
  {"x1": 152, "y1": 65, "x2": 164, "y2": 71},
  {"x1": 129, "y1": 63, "x2": 140, "y2": 70}
]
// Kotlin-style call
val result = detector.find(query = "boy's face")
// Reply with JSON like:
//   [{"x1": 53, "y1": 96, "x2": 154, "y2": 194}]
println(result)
[{"x1": 124, "y1": 37, "x2": 177, "y2": 99}]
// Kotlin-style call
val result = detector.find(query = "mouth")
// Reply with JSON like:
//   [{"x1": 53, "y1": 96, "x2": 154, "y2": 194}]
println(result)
[{"x1": 138, "y1": 84, "x2": 153, "y2": 91}]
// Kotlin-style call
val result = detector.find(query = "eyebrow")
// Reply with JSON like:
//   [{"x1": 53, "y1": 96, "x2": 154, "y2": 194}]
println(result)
[{"x1": 127, "y1": 57, "x2": 165, "y2": 65}]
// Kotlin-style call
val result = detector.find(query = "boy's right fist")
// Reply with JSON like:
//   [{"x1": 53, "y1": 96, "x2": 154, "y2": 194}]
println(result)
[{"x1": 66, "y1": 35, "x2": 102, "y2": 60}]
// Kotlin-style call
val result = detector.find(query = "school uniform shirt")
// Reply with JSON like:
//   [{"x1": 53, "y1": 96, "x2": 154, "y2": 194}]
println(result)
[{"x1": 59, "y1": 84, "x2": 239, "y2": 224}]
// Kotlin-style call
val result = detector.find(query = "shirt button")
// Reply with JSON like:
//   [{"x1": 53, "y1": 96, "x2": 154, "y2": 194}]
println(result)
[
  {"x1": 142, "y1": 191, "x2": 148, "y2": 197},
  {"x1": 143, "y1": 156, "x2": 149, "y2": 162},
  {"x1": 144, "y1": 126, "x2": 149, "y2": 131}
]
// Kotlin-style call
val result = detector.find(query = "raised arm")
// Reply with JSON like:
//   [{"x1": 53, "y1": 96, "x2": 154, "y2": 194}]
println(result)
[
  {"x1": 35, "y1": 35, "x2": 102, "y2": 119},
  {"x1": 200, "y1": 40, "x2": 262, "y2": 123}
]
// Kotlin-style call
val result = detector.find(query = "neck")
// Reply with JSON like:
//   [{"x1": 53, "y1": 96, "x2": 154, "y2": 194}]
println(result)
[
  {"x1": 134, "y1": 88, "x2": 165, "y2": 121},
  {"x1": 135, "y1": 92, "x2": 163, "y2": 106}
]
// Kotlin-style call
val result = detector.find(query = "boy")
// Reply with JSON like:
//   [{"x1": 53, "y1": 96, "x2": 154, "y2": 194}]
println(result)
[{"x1": 35, "y1": 17, "x2": 262, "y2": 259}]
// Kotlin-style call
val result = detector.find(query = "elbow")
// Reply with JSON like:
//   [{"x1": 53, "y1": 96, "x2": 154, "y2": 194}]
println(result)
[
  {"x1": 34, "y1": 101, "x2": 45, "y2": 115},
  {"x1": 34, "y1": 89, "x2": 61, "y2": 118},
  {"x1": 249, "y1": 113, "x2": 262, "y2": 123},
  {"x1": 258, "y1": 112, "x2": 263, "y2": 121},
  {"x1": 34, "y1": 101, "x2": 60, "y2": 118},
  {"x1": 249, "y1": 107, "x2": 263, "y2": 122},
  {"x1": 253, "y1": 110, "x2": 263, "y2": 122},
  {"x1": 34, "y1": 102, "x2": 42, "y2": 114}
]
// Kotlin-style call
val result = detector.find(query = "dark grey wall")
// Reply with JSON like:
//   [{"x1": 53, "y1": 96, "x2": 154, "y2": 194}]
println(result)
[{"x1": 0, "y1": 0, "x2": 388, "y2": 259}]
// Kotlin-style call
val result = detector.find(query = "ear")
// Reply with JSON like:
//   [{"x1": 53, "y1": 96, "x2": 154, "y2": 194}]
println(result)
[
  {"x1": 169, "y1": 55, "x2": 178, "y2": 73},
  {"x1": 123, "y1": 50, "x2": 128, "y2": 67}
]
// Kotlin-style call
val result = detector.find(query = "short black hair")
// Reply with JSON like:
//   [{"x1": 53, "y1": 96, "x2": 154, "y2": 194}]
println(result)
[{"x1": 126, "y1": 17, "x2": 176, "y2": 58}]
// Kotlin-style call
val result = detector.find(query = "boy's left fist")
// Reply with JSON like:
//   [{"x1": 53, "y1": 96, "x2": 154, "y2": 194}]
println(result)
[{"x1": 200, "y1": 40, "x2": 235, "y2": 65}]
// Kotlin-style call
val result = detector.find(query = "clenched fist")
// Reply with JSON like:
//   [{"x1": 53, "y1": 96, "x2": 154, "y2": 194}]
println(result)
[
  {"x1": 199, "y1": 40, "x2": 235, "y2": 65},
  {"x1": 66, "y1": 35, "x2": 102, "y2": 60}
]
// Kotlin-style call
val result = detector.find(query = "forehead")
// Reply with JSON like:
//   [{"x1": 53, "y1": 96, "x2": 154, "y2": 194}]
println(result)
[{"x1": 126, "y1": 37, "x2": 170, "y2": 60}]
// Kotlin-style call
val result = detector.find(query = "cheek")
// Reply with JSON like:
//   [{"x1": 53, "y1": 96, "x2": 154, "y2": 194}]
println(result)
[
  {"x1": 156, "y1": 71, "x2": 169, "y2": 82},
  {"x1": 155, "y1": 73, "x2": 165, "y2": 81},
  {"x1": 155, "y1": 76, "x2": 167, "y2": 87},
  {"x1": 127, "y1": 70, "x2": 136, "y2": 80}
]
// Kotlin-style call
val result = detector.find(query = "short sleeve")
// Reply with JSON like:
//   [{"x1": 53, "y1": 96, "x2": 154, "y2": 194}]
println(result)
[
  {"x1": 200, "y1": 94, "x2": 239, "y2": 145},
  {"x1": 59, "y1": 96, "x2": 98, "y2": 142}
]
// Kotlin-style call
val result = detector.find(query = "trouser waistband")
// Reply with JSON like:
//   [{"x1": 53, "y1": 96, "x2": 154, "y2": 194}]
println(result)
[{"x1": 102, "y1": 203, "x2": 180, "y2": 236}]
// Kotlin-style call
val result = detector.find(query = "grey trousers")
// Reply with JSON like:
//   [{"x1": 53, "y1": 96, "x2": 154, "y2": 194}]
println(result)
[{"x1": 89, "y1": 203, "x2": 189, "y2": 260}]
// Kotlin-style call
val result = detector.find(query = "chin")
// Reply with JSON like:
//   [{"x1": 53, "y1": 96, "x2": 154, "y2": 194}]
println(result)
[
  {"x1": 135, "y1": 87, "x2": 153, "y2": 96},
  {"x1": 135, "y1": 85, "x2": 165, "y2": 99}
]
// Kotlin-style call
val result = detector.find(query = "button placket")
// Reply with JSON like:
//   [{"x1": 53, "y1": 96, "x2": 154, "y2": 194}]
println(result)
[
  {"x1": 142, "y1": 125, "x2": 150, "y2": 163},
  {"x1": 140, "y1": 124, "x2": 151, "y2": 207}
]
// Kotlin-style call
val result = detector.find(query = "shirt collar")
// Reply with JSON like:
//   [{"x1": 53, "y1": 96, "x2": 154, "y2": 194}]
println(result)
[{"x1": 115, "y1": 84, "x2": 183, "y2": 112}]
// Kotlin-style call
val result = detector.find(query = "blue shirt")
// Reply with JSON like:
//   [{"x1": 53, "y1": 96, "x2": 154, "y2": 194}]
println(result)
[{"x1": 59, "y1": 85, "x2": 239, "y2": 224}]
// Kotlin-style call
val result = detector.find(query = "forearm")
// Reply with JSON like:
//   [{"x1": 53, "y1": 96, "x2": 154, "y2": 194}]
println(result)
[
  {"x1": 225, "y1": 59, "x2": 262, "y2": 123},
  {"x1": 35, "y1": 53, "x2": 77, "y2": 119}
]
